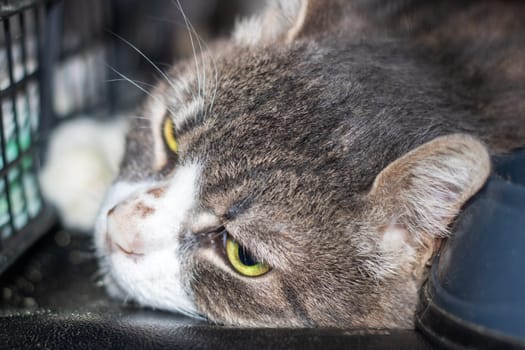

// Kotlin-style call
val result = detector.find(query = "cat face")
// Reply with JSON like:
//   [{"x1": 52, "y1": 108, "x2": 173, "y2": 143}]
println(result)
[{"x1": 95, "y1": 0, "x2": 492, "y2": 327}]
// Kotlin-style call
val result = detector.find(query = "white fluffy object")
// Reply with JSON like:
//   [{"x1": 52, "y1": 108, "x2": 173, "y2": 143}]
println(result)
[{"x1": 39, "y1": 117, "x2": 128, "y2": 232}]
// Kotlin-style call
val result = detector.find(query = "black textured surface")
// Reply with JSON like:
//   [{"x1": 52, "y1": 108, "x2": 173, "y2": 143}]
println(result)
[
  {"x1": 0, "y1": 231, "x2": 436, "y2": 349},
  {"x1": 417, "y1": 284, "x2": 525, "y2": 350},
  {"x1": 1, "y1": 315, "x2": 435, "y2": 349}
]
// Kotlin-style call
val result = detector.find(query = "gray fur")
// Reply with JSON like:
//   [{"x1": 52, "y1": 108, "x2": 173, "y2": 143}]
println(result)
[{"x1": 107, "y1": 0, "x2": 525, "y2": 328}]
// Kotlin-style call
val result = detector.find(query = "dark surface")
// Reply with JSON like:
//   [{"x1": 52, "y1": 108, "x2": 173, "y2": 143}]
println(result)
[{"x1": 0, "y1": 230, "x2": 436, "y2": 349}]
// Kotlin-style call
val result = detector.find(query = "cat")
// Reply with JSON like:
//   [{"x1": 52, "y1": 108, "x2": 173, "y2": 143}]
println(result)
[{"x1": 42, "y1": 0, "x2": 525, "y2": 328}]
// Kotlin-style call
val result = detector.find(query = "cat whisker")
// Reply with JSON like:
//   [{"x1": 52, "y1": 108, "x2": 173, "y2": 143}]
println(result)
[
  {"x1": 107, "y1": 31, "x2": 182, "y2": 100},
  {"x1": 172, "y1": 0, "x2": 220, "y2": 120},
  {"x1": 126, "y1": 115, "x2": 151, "y2": 122},
  {"x1": 208, "y1": 56, "x2": 220, "y2": 117},
  {"x1": 92, "y1": 264, "x2": 106, "y2": 276},
  {"x1": 105, "y1": 78, "x2": 157, "y2": 89},
  {"x1": 105, "y1": 64, "x2": 177, "y2": 117},
  {"x1": 105, "y1": 64, "x2": 157, "y2": 100},
  {"x1": 92, "y1": 271, "x2": 104, "y2": 284},
  {"x1": 126, "y1": 115, "x2": 155, "y2": 131},
  {"x1": 185, "y1": 12, "x2": 220, "y2": 119},
  {"x1": 174, "y1": 0, "x2": 204, "y2": 103},
  {"x1": 93, "y1": 261, "x2": 111, "y2": 284}
]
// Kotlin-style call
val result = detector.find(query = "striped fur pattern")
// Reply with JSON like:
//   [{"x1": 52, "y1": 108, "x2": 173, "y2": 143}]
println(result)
[{"x1": 95, "y1": 0, "x2": 525, "y2": 328}]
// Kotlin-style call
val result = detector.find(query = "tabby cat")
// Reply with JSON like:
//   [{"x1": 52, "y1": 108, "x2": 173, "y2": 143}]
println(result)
[{"x1": 89, "y1": 0, "x2": 525, "y2": 328}]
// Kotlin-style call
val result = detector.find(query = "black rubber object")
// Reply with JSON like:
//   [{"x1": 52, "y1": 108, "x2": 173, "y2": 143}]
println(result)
[{"x1": 417, "y1": 150, "x2": 525, "y2": 349}]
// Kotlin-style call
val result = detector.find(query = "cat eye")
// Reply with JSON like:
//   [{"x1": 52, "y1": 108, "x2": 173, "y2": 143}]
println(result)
[
  {"x1": 223, "y1": 233, "x2": 270, "y2": 277},
  {"x1": 162, "y1": 116, "x2": 178, "y2": 153}
]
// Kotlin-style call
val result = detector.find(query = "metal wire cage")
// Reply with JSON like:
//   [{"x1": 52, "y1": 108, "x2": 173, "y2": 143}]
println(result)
[
  {"x1": 0, "y1": 0, "x2": 113, "y2": 274},
  {"x1": 0, "y1": 0, "x2": 56, "y2": 274}
]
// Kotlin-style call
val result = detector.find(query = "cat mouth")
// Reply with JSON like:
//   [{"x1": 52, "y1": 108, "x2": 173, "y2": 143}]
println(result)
[
  {"x1": 115, "y1": 242, "x2": 145, "y2": 257},
  {"x1": 105, "y1": 233, "x2": 145, "y2": 260}
]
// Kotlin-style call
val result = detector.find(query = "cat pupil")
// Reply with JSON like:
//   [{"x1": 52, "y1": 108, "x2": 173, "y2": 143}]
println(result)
[{"x1": 238, "y1": 246, "x2": 258, "y2": 266}]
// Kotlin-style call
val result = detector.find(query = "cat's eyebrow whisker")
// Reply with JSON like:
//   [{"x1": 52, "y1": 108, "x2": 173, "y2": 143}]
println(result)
[
  {"x1": 106, "y1": 78, "x2": 176, "y2": 114},
  {"x1": 191, "y1": 22, "x2": 220, "y2": 118},
  {"x1": 105, "y1": 64, "x2": 157, "y2": 100},
  {"x1": 126, "y1": 115, "x2": 150, "y2": 121},
  {"x1": 106, "y1": 34, "x2": 188, "y2": 108},
  {"x1": 106, "y1": 64, "x2": 177, "y2": 117},
  {"x1": 126, "y1": 115, "x2": 154, "y2": 128},
  {"x1": 107, "y1": 31, "x2": 182, "y2": 97},
  {"x1": 167, "y1": 1, "x2": 220, "y2": 119},
  {"x1": 105, "y1": 78, "x2": 157, "y2": 89},
  {"x1": 208, "y1": 57, "x2": 220, "y2": 117},
  {"x1": 174, "y1": 2, "x2": 220, "y2": 119},
  {"x1": 174, "y1": 0, "x2": 204, "y2": 103},
  {"x1": 188, "y1": 17, "x2": 219, "y2": 118},
  {"x1": 189, "y1": 19, "x2": 219, "y2": 119}
]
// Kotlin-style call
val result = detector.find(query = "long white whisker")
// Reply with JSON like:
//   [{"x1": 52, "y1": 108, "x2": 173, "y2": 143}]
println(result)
[
  {"x1": 206, "y1": 43, "x2": 219, "y2": 116},
  {"x1": 174, "y1": 3, "x2": 220, "y2": 118},
  {"x1": 174, "y1": 0, "x2": 203, "y2": 101},
  {"x1": 105, "y1": 64, "x2": 177, "y2": 116},
  {"x1": 105, "y1": 78, "x2": 157, "y2": 89},
  {"x1": 183, "y1": 13, "x2": 210, "y2": 117},
  {"x1": 108, "y1": 32, "x2": 181, "y2": 95},
  {"x1": 193, "y1": 20, "x2": 207, "y2": 108},
  {"x1": 126, "y1": 115, "x2": 151, "y2": 122},
  {"x1": 106, "y1": 65, "x2": 156, "y2": 99}
]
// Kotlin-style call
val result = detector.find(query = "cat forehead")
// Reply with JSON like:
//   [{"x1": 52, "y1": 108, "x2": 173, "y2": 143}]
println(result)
[
  {"x1": 143, "y1": 42, "x2": 340, "y2": 154},
  {"x1": 151, "y1": 39, "x2": 427, "y2": 129},
  {"x1": 132, "y1": 37, "x2": 446, "y2": 206},
  {"x1": 138, "y1": 46, "x2": 364, "y2": 182}
]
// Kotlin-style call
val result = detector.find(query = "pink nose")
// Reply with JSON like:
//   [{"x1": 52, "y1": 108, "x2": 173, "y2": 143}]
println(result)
[{"x1": 106, "y1": 204, "x2": 145, "y2": 257}]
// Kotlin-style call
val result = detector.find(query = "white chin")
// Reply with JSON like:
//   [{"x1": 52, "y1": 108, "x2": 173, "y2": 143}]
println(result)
[{"x1": 102, "y1": 249, "x2": 202, "y2": 319}]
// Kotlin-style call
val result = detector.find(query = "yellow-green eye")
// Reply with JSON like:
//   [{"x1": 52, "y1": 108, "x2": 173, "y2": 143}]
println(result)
[
  {"x1": 163, "y1": 117, "x2": 178, "y2": 153},
  {"x1": 225, "y1": 235, "x2": 270, "y2": 277}
]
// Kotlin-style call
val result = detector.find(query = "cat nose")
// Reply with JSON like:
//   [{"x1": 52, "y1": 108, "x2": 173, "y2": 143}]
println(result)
[{"x1": 106, "y1": 203, "x2": 146, "y2": 257}]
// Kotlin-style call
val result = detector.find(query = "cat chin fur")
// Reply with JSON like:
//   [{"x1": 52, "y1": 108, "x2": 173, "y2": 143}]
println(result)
[
  {"x1": 94, "y1": 162, "x2": 203, "y2": 318},
  {"x1": 39, "y1": 117, "x2": 128, "y2": 231}
]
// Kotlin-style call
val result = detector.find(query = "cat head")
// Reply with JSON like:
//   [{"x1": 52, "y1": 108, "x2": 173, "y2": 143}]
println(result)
[{"x1": 95, "y1": 0, "x2": 490, "y2": 328}]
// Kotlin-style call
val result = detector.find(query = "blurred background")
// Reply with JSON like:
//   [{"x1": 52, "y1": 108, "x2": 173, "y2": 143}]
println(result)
[{"x1": 56, "y1": 0, "x2": 263, "y2": 118}]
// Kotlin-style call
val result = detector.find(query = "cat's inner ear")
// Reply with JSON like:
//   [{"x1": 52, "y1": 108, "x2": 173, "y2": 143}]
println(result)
[
  {"x1": 233, "y1": 0, "x2": 337, "y2": 46},
  {"x1": 368, "y1": 134, "x2": 491, "y2": 253}
]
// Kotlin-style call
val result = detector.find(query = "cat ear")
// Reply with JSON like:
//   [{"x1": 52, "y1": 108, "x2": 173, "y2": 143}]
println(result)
[
  {"x1": 368, "y1": 134, "x2": 491, "y2": 246},
  {"x1": 233, "y1": 0, "x2": 335, "y2": 46}
]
